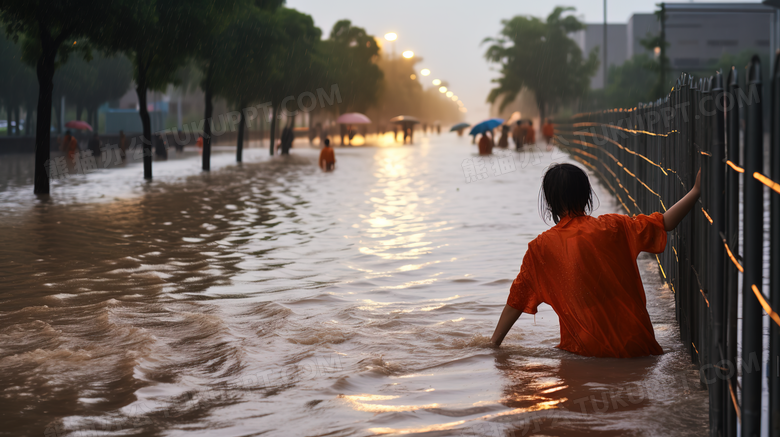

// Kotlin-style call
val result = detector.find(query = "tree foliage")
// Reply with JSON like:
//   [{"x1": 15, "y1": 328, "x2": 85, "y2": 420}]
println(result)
[
  {"x1": 318, "y1": 20, "x2": 383, "y2": 114},
  {"x1": 483, "y1": 7, "x2": 598, "y2": 121}
]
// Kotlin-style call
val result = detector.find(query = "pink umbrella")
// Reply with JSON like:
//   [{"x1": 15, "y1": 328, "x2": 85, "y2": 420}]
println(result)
[
  {"x1": 64, "y1": 120, "x2": 93, "y2": 131},
  {"x1": 336, "y1": 113, "x2": 372, "y2": 124}
]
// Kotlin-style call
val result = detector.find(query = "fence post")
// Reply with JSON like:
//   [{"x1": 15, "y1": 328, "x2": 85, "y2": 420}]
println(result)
[
  {"x1": 724, "y1": 66, "x2": 740, "y2": 437},
  {"x1": 708, "y1": 72, "x2": 727, "y2": 437},
  {"x1": 770, "y1": 50, "x2": 780, "y2": 437},
  {"x1": 742, "y1": 55, "x2": 764, "y2": 437}
]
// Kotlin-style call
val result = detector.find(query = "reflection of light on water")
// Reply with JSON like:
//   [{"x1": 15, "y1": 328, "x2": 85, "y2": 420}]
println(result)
[{"x1": 339, "y1": 394, "x2": 439, "y2": 413}]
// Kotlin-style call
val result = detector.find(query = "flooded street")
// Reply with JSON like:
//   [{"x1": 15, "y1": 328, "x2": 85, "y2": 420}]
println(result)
[{"x1": 0, "y1": 135, "x2": 707, "y2": 436}]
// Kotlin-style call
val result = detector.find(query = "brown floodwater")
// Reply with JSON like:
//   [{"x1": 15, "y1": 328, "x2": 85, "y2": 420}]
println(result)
[{"x1": 0, "y1": 136, "x2": 707, "y2": 436}]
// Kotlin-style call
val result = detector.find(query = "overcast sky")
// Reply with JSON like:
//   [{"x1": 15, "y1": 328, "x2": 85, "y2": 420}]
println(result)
[{"x1": 286, "y1": 0, "x2": 760, "y2": 122}]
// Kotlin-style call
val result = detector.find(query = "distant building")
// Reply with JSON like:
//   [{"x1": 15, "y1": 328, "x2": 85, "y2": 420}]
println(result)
[
  {"x1": 628, "y1": 3, "x2": 774, "y2": 72},
  {"x1": 572, "y1": 3, "x2": 776, "y2": 90},
  {"x1": 571, "y1": 24, "x2": 628, "y2": 89}
]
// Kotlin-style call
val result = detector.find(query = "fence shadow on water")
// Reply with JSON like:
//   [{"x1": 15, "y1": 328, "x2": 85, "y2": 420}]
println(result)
[{"x1": 556, "y1": 54, "x2": 780, "y2": 437}]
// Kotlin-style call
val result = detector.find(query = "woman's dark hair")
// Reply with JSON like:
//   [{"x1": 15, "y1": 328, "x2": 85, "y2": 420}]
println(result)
[{"x1": 538, "y1": 163, "x2": 596, "y2": 224}]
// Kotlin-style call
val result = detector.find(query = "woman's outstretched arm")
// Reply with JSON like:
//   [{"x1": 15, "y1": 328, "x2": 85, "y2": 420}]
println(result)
[
  {"x1": 663, "y1": 169, "x2": 701, "y2": 231},
  {"x1": 490, "y1": 305, "x2": 523, "y2": 346}
]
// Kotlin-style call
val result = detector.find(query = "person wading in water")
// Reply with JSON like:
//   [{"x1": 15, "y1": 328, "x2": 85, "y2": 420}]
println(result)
[{"x1": 490, "y1": 163, "x2": 701, "y2": 357}]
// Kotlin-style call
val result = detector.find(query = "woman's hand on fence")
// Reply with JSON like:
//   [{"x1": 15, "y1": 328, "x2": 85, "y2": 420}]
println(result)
[{"x1": 662, "y1": 168, "x2": 702, "y2": 232}]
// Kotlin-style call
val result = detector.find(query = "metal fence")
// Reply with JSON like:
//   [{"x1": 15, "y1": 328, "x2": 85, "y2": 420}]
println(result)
[{"x1": 555, "y1": 54, "x2": 779, "y2": 437}]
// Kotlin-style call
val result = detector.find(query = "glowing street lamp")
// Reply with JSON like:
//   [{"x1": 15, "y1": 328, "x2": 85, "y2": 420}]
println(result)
[
  {"x1": 402, "y1": 50, "x2": 414, "y2": 59},
  {"x1": 384, "y1": 33, "x2": 397, "y2": 41},
  {"x1": 457, "y1": 100, "x2": 464, "y2": 106},
  {"x1": 410, "y1": 74, "x2": 417, "y2": 80},
  {"x1": 439, "y1": 86, "x2": 447, "y2": 93},
  {"x1": 420, "y1": 69, "x2": 430, "y2": 76},
  {"x1": 432, "y1": 79, "x2": 441, "y2": 86},
  {"x1": 446, "y1": 91, "x2": 453, "y2": 97},
  {"x1": 451, "y1": 95, "x2": 458, "y2": 101}
]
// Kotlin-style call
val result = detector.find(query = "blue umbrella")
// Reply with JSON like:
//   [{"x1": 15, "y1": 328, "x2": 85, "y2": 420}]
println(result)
[
  {"x1": 469, "y1": 118, "x2": 504, "y2": 136},
  {"x1": 449, "y1": 122, "x2": 470, "y2": 132}
]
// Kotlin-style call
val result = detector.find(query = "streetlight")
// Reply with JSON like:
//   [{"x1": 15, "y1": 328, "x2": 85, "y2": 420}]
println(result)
[
  {"x1": 451, "y1": 95, "x2": 458, "y2": 101},
  {"x1": 402, "y1": 50, "x2": 414, "y2": 59},
  {"x1": 439, "y1": 86, "x2": 447, "y2": 93},
  {"x1": 420, "y1": 69, "x2": 430, "y2": 76},
  {"x1": 384, "y1": 32, "x2": 397, "y2": 59},
  {"x1": 432, "y1": 79, "x2": 441, "y2": 86},
  {"x1": 446, "y1": 91, "x2": 453, "y2": 98},
  {"x1": 410, "y1": 74, "x2": 416, "y2": 80}
]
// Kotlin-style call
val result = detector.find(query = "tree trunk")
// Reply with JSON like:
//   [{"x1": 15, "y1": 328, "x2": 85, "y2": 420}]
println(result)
[
  {"x1": 269, "y1": 102, "x2": 278, "y2": 156},
  {"x1": 92, "y1": 106, "x2": 99, "y2": 133},
  {"x1": 6, "y1": 105, "x2": 12, "y2": 136},
  {"x1": 33, "y1": 29, "x2": 58, "y2": 195},
  {"x1": 202, "y1": 61, "x2": 214, "y2": 171},
  {"x1": 259, "y1": 114, "x2": 264, "y2": 148},
  {"x1": 236, "y1": 101, "x2": 246, "y2": 162},
  {"x1": 76, "y1": 104, "x2": 83, "y2": 121},
  {"x1": 136, "y1": 58, "x2": 153, "y2": 179},
  {"x1": 14, "y1": 106, "x2": 21, "y2": 135}
]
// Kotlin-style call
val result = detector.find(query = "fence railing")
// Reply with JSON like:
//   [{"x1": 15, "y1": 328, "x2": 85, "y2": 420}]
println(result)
[{"x1": 555, "y1": 54, "x2": 779, "y2": 437}]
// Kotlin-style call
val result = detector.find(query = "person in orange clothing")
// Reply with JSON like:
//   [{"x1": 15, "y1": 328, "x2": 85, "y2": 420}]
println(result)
[
  {"x1": 60, "y1": 130, "x2": 78, "y2": 161},
  {"x1": 524, "y1": 120, "x2": 536, "y2": 145},
  {"x1": 319, "y1": 138, "x2": 335, "y2": 171},
  {"x1": 542, "y1": 119, "x2": 555, "y2": 145},
  {"x1": 490, "y1": 163, "x2": 702, "y2": 358},
  {"x1": 477, "y1": 132, "x2": 493, "y2": 155}
]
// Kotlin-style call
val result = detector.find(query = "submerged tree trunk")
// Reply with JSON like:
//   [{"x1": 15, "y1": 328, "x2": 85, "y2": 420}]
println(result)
[
  {"x1": 25, "y1": 103, "x2": 33, "y2": 135},
  {"x1": 236, "y1": 101, "x2": 246, "y2": 163},
  {"x1": 269, "y1": 102, "x2": 278, "y2": 156},
  {"x1": 136, "y1": 56, "x2": 153, "y2": 179},
  {"x1": 33, "y1": 27, "x2": 60, "y2": 194},
  {"x1": 14, "y1": 106, "x2": 21, "y2": 136},
  {"x1": 202, "y1": 61, "x2": 214, "y2": 171}
]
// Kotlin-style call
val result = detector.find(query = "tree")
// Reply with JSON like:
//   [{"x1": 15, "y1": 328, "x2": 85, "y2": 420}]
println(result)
[
  {"x1": 217, "y1": 8, "x2": 280, "y2": 162},
  {"x1": 199, "y1": 0, "x2": 282, "y2": 168},
  {"x1": 106, "y1": 0, "x2": 237, "y2": 179},
  {"x1": 0, "y1": 0, "x2": 112, "y2": 194},
  {"x1": 319, "y1": 20, "x2": 383, "y2": 115},
  {"x1": 0, "y1": 30, "x2": 37, "y2": 136},
  {"x1": 70, "y1": 54, "x2": 133, "y2": 132},
  {"x1": 264, "y1": 8, "x2": 321, "y2": 155},
  {"x1": 483, "y1": 7, "x2": 599, "y2": 123},
  {"x1": 601, "y1": 54, "x2": 658, "y2": 109}
]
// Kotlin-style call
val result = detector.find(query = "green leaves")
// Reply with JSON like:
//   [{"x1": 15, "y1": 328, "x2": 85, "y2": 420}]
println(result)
[{"x1": 484, "y1": 7, "x2": 598, "y2": 115}]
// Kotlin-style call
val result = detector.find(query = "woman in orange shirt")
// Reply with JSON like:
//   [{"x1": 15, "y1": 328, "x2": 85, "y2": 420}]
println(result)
[{"x1": 490, "y1": 163, "x2": 701, "y2": 358}]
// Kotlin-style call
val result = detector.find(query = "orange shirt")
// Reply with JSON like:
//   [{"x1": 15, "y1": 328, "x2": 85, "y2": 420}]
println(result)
[
  {"x1": 507, "y1": 212, "x2": 667, "y2": 358},
  {"x1": 478, "y1": 135, "x2": 492, "y2": 155},
  {"x1": 525, "y1": 126, "x2": 536, "y2": 144},
  {"x1": 319, "y1": 147, "x2": 335, "y2": 165},
  {"x1": 542, "y1": 123, "x2": 555, "y2": 139}
]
